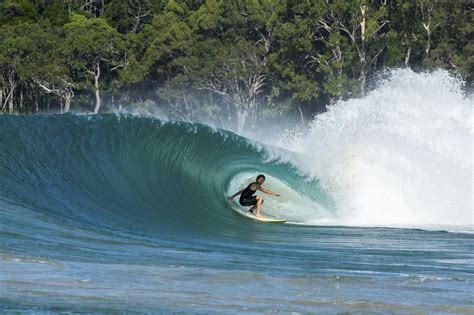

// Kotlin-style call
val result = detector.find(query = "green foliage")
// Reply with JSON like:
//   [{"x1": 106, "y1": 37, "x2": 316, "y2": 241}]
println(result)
[
  {"x1": 42, "y1": 1, "x2": 70, "y2": 26},
  {"x1": 63, "y1": 14, "x2": 126, "y2": 83},
  {"x1": 0, "y1": 0, "x2": 38, "y2": 25},
  {"x1": 0, "y1": 0, "x2": 471, "y2": 124}
]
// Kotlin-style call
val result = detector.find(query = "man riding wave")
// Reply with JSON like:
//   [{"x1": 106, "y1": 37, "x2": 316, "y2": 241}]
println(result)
[{"x1": 228, "y1": 174, "x2": 280, "y2": 217}]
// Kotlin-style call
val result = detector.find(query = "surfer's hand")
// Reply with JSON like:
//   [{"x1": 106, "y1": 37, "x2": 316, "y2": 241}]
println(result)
[{"x1": 274, "y1": 193, "x2": 281, "y2": 197}]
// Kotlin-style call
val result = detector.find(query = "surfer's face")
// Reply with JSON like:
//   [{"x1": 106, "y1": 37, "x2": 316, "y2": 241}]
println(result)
[{"x1": 257, "y1": 178, "x2": 265, "y2": 185}]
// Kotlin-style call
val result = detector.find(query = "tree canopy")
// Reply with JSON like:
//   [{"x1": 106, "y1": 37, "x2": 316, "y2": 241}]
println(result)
[{"x1": 0, "y1": 0, "x2": 472, "y2": 131}]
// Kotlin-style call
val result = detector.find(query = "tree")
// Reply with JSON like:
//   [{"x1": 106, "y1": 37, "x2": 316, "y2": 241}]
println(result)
[
  {"x1": 303, "y1": 1, "x2": 357, "y2": 104},
  {"x1": 41, "y1": 0, "x2": 70, "y2": 27},
  {"x1": 0, "y1": 23, "x2": 36, "y2": 113},
  {"x1": 30, "y1": 31, "x2": 77, "y2": 113},
  {"x1": 194, "y1": 41, "x2": 267, "y2": 132},
  {"x1": 269, "y1": 1, "x2": 325, "y2": 113},
  {"x1": 386, "y1": 1, "x2": 422, "y2": 68},
  {"x1": 326, "y1": 0, "x2": 389, "y2": 96},
  {"x1": 0, "y1": 0, "x2": 38, "y2": 26},
  {"x1": 417, "y1": 0, "x2": 445, "y2": 57},
  {"x1": 103, "y1": 0, "x2": 159, "y2": 34},
  {"x1": 423, "y1": 1, "x2": 473, "y2": 87},
  {"x1": 63, "y1": 14, "x2": 127, "y2": 113}
]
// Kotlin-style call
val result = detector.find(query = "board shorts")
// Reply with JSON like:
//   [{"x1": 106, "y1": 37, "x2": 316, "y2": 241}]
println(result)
[{"x1": 239, "y1": 196, "x2": 263, "y2": 207}]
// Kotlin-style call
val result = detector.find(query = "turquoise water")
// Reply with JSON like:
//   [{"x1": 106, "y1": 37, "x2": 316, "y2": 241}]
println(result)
[{"x1": 0, "y1": 114, "x2": 472, "y2": 313}]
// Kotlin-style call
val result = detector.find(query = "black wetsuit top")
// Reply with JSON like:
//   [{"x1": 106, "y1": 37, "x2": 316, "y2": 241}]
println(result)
[{"x1": 239, "y1": 182, "x2": 258, "y2": 206}]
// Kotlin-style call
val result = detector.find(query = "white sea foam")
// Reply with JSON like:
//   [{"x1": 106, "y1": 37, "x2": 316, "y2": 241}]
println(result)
[{"x1": 287, "y1": 69, "x2": 473, "y2": 227}]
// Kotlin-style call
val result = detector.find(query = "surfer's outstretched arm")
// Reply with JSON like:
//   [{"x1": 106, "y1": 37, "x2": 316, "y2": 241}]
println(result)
[
  {"x1": 257, "y1": 186, "x2": 280, "y2": 196},
  {"x1": 227, "y1": 189, "x2": 243, "y2": 200}
]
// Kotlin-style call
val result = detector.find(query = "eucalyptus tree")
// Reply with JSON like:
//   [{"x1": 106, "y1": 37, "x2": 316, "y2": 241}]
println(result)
[
  {"x1": 0, "y1": 0, "x2": 38, "y2": 26},
  {"x1": 63, "y1": 14, "x2": 127, "y2": 113},
  {"x1": 103, "y1": 0, "x2": 162, "y2": 34},
  {"x1": 187, "y1": 0, "x2": 274, "y2": 131},
  {"x1": 0, "y1": 23, "x2": 37, "y2": 113},
  {"x1": 31, "y1": 35, "x2": 77, "y2": 113}
]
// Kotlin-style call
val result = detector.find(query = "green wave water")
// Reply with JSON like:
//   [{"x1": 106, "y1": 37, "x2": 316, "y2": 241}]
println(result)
[{"x1": 0, "y1": 114, "x2": 333, "y2": 240}]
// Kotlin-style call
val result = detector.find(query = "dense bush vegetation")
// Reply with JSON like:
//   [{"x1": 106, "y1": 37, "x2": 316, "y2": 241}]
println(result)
[{"x1": 1, "y1": 0, "x2": 472, "y2": 131}]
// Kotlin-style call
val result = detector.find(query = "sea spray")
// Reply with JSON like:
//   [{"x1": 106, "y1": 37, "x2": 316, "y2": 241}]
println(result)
[{"x1": 289, "y1": 69, "x2": 473, "y2": 226}]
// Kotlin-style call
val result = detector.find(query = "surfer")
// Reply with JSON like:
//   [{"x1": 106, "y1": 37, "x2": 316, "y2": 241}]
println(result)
[{"x1": 227, "y1": 174, "x2": 280, "y2": 217}]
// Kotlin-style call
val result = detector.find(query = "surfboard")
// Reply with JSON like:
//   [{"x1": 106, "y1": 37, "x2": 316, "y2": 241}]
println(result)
[{"x1": 232, "y1": 208, "x2": 287, "y2": 223}]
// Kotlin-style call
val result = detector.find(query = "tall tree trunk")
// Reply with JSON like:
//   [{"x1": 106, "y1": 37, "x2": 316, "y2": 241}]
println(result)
[
  {"x1": 336, "y1": 44, "x2": 343, "y2": 101},
  {"x1": 93, "y1": 62, "x2": 101, "y2": 114},
  {"x1": 3, "y1": 71, "x2": 17, "y2": 113},
  {"x1": 250, "y1": 98, "x2": 257, "y2": 129},
  {"x1": 236, "y1": 107, "x2": 248, "y2": 133},
  {"x1": 19, "y1": 89, "x2": 23, "y2": 112},
  {"x1": 8, "y1": 91, "x2": 13, "y2": 114},
  {"x1": 64, "y1": 88, "x2": 73, "y2": 113},
  {"x1": 359, "y1": 5, "x2": 367, "y2": 96},
  {"x1": 405, "y1": 45, "x2": 412, "y2": 67}
]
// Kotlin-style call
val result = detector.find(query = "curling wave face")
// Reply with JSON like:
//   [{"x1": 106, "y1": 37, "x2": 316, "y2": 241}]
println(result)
[{"x1": 0, "y1": 114, "x2": 333, "y2": 244}]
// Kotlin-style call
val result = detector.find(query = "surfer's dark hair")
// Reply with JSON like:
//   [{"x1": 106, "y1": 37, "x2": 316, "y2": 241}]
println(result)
[{"x1": 256, "y1": 174, "x2": 265, "y2": 181}]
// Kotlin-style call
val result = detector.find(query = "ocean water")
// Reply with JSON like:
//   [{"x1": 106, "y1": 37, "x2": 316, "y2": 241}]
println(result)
[{"x1": 0, "y1": 69, "x2": 472, "y2": 313}]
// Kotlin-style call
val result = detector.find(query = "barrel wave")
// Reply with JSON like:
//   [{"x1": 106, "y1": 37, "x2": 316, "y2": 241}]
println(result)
[{"x1": 0, "y1": 114, "x2": 331, "y2": 243}]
